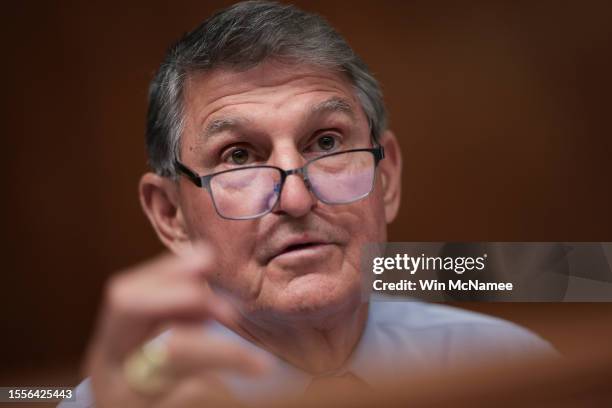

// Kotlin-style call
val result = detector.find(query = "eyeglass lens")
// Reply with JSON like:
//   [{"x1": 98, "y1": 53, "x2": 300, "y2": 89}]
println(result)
[{"x1": 209, "y1": 150, "x2": 376, "y2": 219}]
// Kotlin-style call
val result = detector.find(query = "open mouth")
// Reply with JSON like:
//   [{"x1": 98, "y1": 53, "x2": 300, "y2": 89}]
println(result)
[
  {"x1": 282, "y1": 242, "x2": 324, "y2": 253},
  {"x1": 268, "y1": 240, "x2": 334, "y2": 264}
]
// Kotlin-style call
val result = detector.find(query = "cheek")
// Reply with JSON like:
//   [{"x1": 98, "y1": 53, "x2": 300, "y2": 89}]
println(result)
[
  {"x1": 181, "y1": 194, "x2": 260, "y2": 292},
  {"x1": 348, "y1": 182, "x2": 388, "y2": 244},
  {"x1": 327, "y1": 187, "x2": 387, "y2": 277}
]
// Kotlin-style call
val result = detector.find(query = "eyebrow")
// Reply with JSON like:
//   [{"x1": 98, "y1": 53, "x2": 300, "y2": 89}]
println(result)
[
  {"x1": 311, "y1": 96, "x2": 355, "y2": 118},
  {"x1": 200, "y1": 96, "x2": 356, "y2": 140},
  {"x1": 202, "y1": 116, "x2": 249, "y2": 140}
]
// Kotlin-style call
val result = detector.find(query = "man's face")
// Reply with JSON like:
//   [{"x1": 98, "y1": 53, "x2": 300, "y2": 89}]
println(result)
[{"x1": 175, "y1": 60, "x2": 390, "y2": 323}]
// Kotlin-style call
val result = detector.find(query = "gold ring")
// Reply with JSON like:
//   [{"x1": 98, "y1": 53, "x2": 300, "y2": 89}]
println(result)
[{"x1": 123, "y1": 338, "x2": 171, "y2": 395}]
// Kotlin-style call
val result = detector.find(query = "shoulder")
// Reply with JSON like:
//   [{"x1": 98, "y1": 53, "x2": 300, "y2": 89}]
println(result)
[{"x1": 367, "y1": 298, "x2": 556, "y2": 367}]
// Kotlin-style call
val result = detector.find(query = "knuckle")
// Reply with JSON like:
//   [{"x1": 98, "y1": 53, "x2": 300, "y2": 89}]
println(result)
[
  {"x1": 164, "y1": 334, "x2": 185, "y2": 360},
  {"x1": 168, "y1": 286, "x2": 210, "y2": 316},
  {"x1": 104, "y1": 274, "x2": 137, "y2": 314}
]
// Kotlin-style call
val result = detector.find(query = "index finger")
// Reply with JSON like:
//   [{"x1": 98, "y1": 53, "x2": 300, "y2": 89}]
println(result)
[{"x1": 91, "y1": 247, "x2": 237, "y2": 363}]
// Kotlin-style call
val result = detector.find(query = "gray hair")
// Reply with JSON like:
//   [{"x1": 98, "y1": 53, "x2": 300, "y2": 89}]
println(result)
[{"x1": 146, "y1": 0, "x2": 387, "y2": 177}]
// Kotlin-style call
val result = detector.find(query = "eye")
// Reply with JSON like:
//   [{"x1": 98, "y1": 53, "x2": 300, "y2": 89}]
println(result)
[
  {"x1": 314, "y1": 134, "x2": 339, "y2": 152},
  {"x1": 227, "y1": 148, "x2": 250, "y2": 165},
  {"x1": 317, "y1": 135, "x2": 335, "y2": 151}
]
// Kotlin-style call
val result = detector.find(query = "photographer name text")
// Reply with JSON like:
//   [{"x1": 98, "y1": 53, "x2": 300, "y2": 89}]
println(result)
[{"x1": 373, "y1": 279, "x2": 513, "y2": 292}]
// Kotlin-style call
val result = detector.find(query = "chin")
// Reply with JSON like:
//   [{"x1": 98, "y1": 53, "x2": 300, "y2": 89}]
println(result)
[{"x1": 262, "y1": 273, "x2": 364, "y2": 323}]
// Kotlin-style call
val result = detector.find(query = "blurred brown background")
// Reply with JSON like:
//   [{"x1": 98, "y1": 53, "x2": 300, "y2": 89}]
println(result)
[{"x1": 1, "y1": 0, "x2": 611, "y2": 386}]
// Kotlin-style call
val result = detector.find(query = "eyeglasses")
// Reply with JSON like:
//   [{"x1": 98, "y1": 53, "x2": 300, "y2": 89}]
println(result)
[{"x1": 174, "y1": 146, "x2": 385, "y2": 220}]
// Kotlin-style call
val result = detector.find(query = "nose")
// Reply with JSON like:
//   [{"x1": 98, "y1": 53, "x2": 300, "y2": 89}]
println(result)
[{"x1": 273, "y1": 168, "x2": 317, "y2": 219}]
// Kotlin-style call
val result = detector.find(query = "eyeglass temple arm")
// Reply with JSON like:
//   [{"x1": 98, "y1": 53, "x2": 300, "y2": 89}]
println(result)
[
  {"x1": 373, "y1": 145, "x2": 385, "y2": 163},
  {"x1": 174, "y1": 160, "x2": 203, "y2": 187}
]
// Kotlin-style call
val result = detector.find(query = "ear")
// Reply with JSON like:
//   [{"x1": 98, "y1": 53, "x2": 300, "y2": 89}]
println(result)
[
  {"x1": 378, "y1": 130, "x2": 403, "y2": 224},
  {"x1": 139, "y1": 172, "x2": 189, "y2": 253}
]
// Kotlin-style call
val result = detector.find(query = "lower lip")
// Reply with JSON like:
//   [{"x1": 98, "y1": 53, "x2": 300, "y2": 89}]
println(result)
[{"x1": 270, "y1": 244, "x2": 336, "y2": 265}]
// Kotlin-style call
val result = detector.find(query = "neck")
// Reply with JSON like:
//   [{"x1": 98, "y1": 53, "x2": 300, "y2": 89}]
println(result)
[{"x1": 230, "y1": 301, "x2": 369, "y2": 375}]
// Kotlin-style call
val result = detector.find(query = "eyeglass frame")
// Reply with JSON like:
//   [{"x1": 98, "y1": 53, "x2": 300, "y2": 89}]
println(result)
[{"x1": 173, "y1": 146, "x2": 385, "y2": 220}]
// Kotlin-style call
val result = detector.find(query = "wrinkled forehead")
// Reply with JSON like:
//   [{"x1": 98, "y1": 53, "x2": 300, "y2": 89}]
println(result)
[{"x1": 179, "y1": 61, "x2": 371, "y2": 146}]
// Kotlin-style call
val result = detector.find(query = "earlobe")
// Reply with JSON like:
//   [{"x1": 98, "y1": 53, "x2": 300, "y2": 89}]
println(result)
[
  {"x1": 139, "y1": 173, "x2": 189, "y2": 252},
  {"x1": 378, "y1": 130, "x2": 403, "y2": 224}
]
